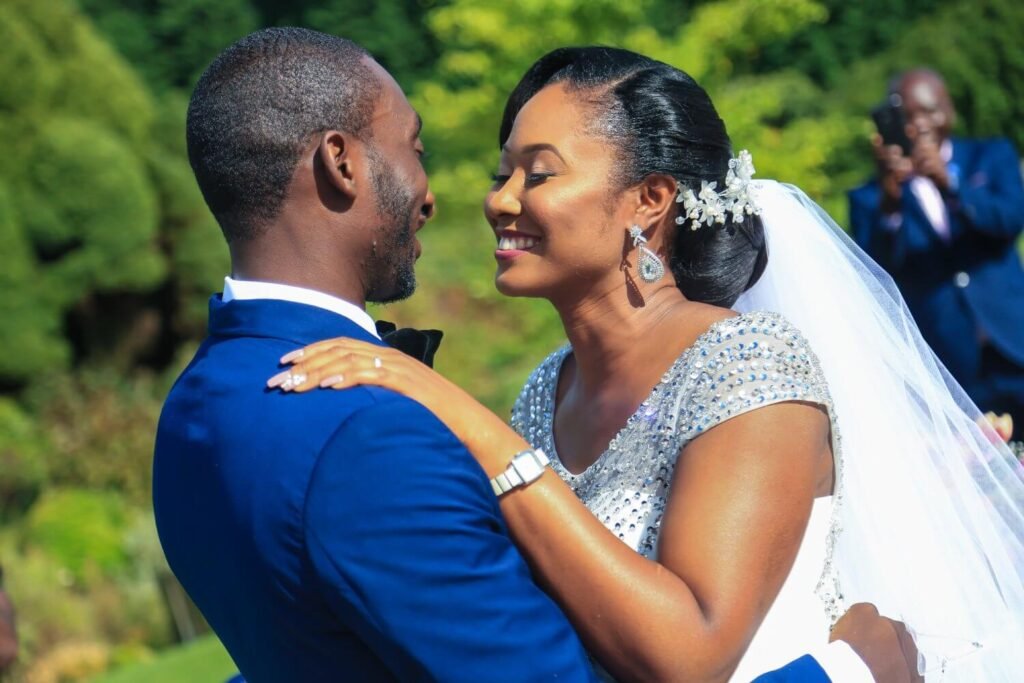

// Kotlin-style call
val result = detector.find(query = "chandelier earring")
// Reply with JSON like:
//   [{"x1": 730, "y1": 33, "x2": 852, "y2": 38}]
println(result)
[{"x1": 628, "y1": 225, "x2": 665, "y2": 283}]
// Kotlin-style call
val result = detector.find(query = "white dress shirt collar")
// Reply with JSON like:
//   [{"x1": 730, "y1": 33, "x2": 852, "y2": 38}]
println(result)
[{"x1": 221, "y1": 276, "x2": 380, "y2": 339}]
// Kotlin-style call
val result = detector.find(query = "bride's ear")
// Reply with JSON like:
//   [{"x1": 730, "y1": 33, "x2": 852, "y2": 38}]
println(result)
[{"x1": 633, "y1": 173, "x2": 678, "y2": 248}]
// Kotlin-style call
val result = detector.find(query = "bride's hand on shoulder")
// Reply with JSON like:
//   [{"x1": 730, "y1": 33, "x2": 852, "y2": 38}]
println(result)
[
  {"x1": 268, "y1": 337, "x2": 446, "y2": 400},
  {"x1": 266, "y1": 338, "x2": 525, "y2": 466}
]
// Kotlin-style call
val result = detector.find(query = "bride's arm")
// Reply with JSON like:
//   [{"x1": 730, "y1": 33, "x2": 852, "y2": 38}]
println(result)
[
  {"x1": 495, "y1": 404, "x2": 825, "y2": 683},
  {"x1": 273, "y1": 341, "x2": 827, "y2": 683}
]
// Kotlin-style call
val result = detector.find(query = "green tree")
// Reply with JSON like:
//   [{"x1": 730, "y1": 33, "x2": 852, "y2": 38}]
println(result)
[
  {"x1": 753, "y1": 0, "x2": 954, "y2": 87},
  {"x1": 0, "y1": 0, "x2": 227, "y2": 386},
  {"x1": 22, "y1": 118, "x2": 163, "y2": 300},
  {"x1": 77, "y1": 0, "x2": 259, "y2": 90},
  {"x1": 78, "y1": 0, "x2": 446, "y2": 92},
  {"x1": 0, "y1": 0, "x2": 161, "y2": 383},
  {"x1": 299, "y1": 0, "x2": 447, "y2": 86}
]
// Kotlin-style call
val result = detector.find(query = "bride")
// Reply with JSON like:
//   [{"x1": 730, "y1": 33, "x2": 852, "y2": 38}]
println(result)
[{"x1": 273, "y1": 47, "x2": 1024, "y2": 681}]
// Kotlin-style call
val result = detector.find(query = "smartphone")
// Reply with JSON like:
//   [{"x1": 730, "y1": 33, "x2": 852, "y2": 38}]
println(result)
[{"x1": 871, "y1": 94, "x2": 913, "y2": 155}]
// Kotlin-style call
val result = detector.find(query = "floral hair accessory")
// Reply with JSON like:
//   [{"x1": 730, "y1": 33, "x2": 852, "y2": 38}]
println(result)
[{"x1": 675, "y1": 150, "x2": 761, "y2": 230}]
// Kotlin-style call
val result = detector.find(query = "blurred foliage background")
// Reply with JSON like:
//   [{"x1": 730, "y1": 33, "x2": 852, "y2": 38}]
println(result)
[{"x1": 1, "y1": 0, "x2": 1022, "y2": 679}]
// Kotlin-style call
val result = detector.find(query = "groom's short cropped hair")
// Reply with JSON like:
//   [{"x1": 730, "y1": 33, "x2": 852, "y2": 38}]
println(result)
[{"x1": 186, "y1": 27, "x2": 375, "y2": 243}]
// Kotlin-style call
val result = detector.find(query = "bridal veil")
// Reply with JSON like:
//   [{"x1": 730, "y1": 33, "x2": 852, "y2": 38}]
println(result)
[{"x1": 733, "y1": 180, "x2": 1024, "y2": 680}]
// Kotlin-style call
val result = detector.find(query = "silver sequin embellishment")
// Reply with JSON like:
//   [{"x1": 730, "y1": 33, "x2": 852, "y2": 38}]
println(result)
[{"x1": 510, "y1": 311, "x2": 846, "y2": 626}]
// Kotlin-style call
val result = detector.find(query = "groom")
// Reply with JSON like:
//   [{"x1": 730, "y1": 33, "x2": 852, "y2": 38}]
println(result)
[{"x1": 154, "y1": 28, "x2": 918, "y2": 682}]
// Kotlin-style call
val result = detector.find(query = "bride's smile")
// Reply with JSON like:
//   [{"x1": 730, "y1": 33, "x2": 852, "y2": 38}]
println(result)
[{"x1": 494, "y1": 229, "x2": 542, "y2": 256}]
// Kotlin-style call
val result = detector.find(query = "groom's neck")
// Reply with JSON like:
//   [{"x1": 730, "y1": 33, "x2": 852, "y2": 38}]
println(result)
[{"x1": 229, "y1": 235, "x2": 368, "y2": 309}]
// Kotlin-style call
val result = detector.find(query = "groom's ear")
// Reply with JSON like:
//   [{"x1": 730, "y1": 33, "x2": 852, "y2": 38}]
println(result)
[{"x1": 318, "y1": 131, "x2": 359, "y2": 200}]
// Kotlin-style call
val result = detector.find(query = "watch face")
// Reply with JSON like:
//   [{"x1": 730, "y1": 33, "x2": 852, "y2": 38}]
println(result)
[{"x1": 513, "y1": 453, "x2": 545, "y2": 482}]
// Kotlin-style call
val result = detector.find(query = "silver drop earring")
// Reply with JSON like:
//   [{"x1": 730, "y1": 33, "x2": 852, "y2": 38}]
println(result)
[{"x1": 628, "y1": 224, "x2": 665, "y2": 283}]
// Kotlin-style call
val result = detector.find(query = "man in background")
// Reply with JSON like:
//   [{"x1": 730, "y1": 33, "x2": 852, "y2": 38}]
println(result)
[{"x1": 849, "y1": 68, "x2": 1024, "y2": 439}]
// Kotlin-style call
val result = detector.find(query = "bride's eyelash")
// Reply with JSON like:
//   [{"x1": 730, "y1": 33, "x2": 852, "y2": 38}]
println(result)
[{"x1": 489, "y1": 172, "x2": 554, "y2": 185}]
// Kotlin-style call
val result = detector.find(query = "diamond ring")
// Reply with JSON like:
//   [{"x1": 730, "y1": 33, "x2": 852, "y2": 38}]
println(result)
[{"x1": 373, "y1": 357, "x2": 382, "y2": 369}]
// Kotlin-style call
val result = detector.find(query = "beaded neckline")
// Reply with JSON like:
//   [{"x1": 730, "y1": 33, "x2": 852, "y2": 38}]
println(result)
[
  {"x1": 543, "y1": 314, "x2": 745, "y2": 480},
  {"x1": 513, "y1": 309, "x2": 846, "y2": 626}
]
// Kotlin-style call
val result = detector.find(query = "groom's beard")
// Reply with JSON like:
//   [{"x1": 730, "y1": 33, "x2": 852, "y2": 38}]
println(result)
[{"x1": 365, "y1": 149, "x2": 418, "y2": 304}]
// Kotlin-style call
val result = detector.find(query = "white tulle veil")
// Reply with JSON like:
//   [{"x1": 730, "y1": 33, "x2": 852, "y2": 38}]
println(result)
[{"x1": 732, "y1": 180, "x2": 1024, "y2": 680}]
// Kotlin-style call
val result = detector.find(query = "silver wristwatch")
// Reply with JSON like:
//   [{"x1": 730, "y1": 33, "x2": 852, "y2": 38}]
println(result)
[{"x1": 489, "y1": 448, "x2": 550, "y2": 497}]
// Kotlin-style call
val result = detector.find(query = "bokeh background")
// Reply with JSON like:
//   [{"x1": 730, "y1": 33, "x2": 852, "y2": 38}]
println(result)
[{"x1": 1, "y1": 0, "x2": 1023, "y2": 679}]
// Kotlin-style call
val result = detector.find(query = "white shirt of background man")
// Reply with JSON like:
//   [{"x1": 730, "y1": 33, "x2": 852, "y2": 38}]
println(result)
[{"x1": 884, "y1": 139, "x2": 954, "y2": 241}]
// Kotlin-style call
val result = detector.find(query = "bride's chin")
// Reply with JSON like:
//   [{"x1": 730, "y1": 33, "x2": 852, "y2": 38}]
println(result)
[
  {"x1": 494, "y1": 271, "x2": 547, "y2": 299},
  {"x1": 493, "y1": 277, "x2": 527, "y2": 298}
]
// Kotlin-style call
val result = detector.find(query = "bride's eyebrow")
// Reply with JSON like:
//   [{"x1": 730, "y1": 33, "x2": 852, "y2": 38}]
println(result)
[{"x1": 500, "y1": 142, "x2": 566, "y2": 162}]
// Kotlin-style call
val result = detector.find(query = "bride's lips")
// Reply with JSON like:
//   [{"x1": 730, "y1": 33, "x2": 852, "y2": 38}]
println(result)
[{"x1": 494, "y1": 229, "x2": 542, "y2": 261}]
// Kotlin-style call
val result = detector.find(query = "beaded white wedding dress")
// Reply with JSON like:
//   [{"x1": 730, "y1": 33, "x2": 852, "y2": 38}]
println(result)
[{"x1": 511, "y1": 311, "x2": 840, "y2": 682}]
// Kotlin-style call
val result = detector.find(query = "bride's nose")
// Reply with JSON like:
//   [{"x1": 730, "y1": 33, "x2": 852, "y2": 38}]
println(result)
[{"x1": 484, "y1": 176, "x2": 522, "y2": 224}]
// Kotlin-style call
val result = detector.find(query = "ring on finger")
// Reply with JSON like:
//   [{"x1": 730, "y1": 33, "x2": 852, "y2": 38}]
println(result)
[{"x1": 373, "y1": 357, "x2": 382, "y2": 369}]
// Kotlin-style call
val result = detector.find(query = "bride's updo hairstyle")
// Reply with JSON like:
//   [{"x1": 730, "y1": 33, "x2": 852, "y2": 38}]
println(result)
[{"x1": 500, "y1": 47, "x2": 767, "y2": 307}]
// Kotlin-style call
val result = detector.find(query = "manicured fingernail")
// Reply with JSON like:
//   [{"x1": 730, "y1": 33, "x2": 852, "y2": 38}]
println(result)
[
  {"x1": 267, "y1": 370, "x2": 291, "y2": 388},
  {"x1": 320, "y1": 375, "x2": 343, "y2": 387},
  {"x1": 280, "y1": 349, "x2": 304, "y2": 364}
]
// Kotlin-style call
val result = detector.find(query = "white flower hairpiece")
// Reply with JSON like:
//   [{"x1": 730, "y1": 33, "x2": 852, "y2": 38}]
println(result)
[{"x1": 675, "y1": 150, "x2": 760, "y2": 230}]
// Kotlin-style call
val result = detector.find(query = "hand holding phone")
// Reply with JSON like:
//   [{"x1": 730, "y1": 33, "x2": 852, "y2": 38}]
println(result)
[{"x1": 871, "y1": 94, "x2": 913, "y2": 156}]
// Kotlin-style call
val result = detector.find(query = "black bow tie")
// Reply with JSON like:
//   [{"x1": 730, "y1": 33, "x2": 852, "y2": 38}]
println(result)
[{"x1": 375, "y1": 321, "x2": 443, "y2": 368}]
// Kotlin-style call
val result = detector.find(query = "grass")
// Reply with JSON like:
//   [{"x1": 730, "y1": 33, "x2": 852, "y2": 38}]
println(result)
[{"x1": 89, "y1": 635, "x2": 238, "y2": 683}]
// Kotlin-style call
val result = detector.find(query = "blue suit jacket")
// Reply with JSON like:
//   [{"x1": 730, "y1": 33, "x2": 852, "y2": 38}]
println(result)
[
  {"x1": 849, "y1": 137, "x2": 1024, "y2": 384},
  {"x1": 154, "y1": 296, "x2": 832, "y2": 682}
]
